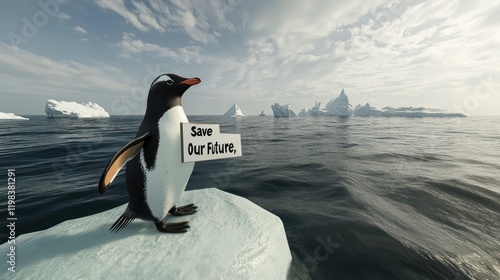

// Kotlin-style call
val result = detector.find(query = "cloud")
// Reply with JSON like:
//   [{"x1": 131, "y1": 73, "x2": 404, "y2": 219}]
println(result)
[
  {"x1": 95, "y1": 0, "x2": 240, "y2": 44},
  {"x1": 245, "y1": 1, "x2": 389, "y2": 50},
  {"x1": 56, "y1": 12, "x2": 71, "y2": 21},
  {"x1": 3, "y1": 0, "x2": 499, "y2": 115},
  {"x1": 159, "y1": 0, "x2": 239, "y2": 43},
  {"x1": 0, "y1": 43, "x2": 136, "y2": 98},
  {"x1": 73, "y1": 25, "x2": 88, "y2": 35},
  {"x1": 325, "y1": 1, "x2": 500, "y2": 106},
  {"x1": 131, "y1": 1, "x2": 165, "y2": 32},
  {"x1": 117, "y1": 33, "x2": 202, "y2": 63},
  {"x1": 95, "y1": 0, "x2": 150, "y2": 32}
]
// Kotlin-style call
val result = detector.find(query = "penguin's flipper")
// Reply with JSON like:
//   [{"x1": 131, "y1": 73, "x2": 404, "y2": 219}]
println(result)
[{"x1": 98, "y1": 133, "x2": 150, "y2": 194}]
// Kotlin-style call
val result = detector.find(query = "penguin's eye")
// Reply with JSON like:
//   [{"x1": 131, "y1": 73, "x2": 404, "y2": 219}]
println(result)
[{"x1": 151, "y1": 75, "x2": 174, "y2": 88}]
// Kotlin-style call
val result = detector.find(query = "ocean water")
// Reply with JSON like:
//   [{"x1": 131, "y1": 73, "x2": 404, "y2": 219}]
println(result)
[{"x1": 1, "y1": 115, "x2": 499, "y2": 279}]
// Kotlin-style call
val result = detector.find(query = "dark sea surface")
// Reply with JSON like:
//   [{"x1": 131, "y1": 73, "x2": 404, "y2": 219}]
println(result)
[{"x1": 1, "y1": 115, "x2": 499, "y2": 279}]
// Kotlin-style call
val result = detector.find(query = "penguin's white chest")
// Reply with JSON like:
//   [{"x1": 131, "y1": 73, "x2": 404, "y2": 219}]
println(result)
[{"x1": 140, "y1": 106, "x2": 194, "y2": 220}]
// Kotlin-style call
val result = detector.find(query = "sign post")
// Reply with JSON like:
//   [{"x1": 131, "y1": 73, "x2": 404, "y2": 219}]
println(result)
[{"x1": 181, "y1": 123, "x2": 242, "y2": 163}]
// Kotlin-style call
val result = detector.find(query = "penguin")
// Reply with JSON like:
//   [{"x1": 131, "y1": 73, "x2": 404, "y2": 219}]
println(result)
[{"x1": 98, "y1": 74, "x2": 201, "y2": 233}]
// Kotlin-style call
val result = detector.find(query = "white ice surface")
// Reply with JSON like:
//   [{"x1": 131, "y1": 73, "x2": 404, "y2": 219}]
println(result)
[
  {"x1": 0, "y1": 112, "x2": 29, "y2": 120},
  {"x1": 223, "y1": 103, "x2": 245, "y2": 117},
  {"x1": 45, "y1": 99, "x2": 110, "y2": 118},
  {"x1": 0, "y1": 188, "x2": 291, "y2": 279}
]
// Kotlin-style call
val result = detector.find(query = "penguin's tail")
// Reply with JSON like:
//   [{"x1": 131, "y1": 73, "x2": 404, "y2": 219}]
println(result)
[{"x1": 110, "y1": 208, "x2": 136, "y2": 233}]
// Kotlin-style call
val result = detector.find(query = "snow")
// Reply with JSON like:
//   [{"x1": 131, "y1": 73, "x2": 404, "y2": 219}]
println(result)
[
  {"x1": 0, "y1": 188, "x2": 291, "y2": 279},
  {"x1": 271, "y1": 103, "x2": 297, "y2": 117},
  {"x1": 45, "y1": 99, "x2": 110, "y2": 118},
  {"x1": 0, "y1": 112, "x2": 29, "y2": 120},
  {"x1": 223, "y1": 103, "x2": 245, "y2": 117}
]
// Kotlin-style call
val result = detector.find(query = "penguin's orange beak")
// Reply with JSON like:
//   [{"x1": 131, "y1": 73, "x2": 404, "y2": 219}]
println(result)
[{"x1": 180, "y1": 77, "x2": 201, "y2": 86}]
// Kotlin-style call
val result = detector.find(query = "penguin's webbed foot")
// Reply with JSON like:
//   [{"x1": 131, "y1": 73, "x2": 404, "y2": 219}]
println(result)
[
  {"x1": 169, "y1": 203, "x2": 198, "y2": 216},
  {"x1": 155, "y1": 221, "x2": 190, "y2": 233}
]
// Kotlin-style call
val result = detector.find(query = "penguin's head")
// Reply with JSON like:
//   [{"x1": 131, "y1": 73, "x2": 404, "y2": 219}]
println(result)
[{"x1": 146, "y1": 73, "x2": 201, "y2": 114}]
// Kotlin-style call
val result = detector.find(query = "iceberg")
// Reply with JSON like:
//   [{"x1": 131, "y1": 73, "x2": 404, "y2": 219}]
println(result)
[
  {"x1": 298, "y1": 108, "x2": 308, "y2": 117},
  {"x1": 379, "y1": 106, "x2": 466, "y2": 117},
  {"x1": 45, "y1": 99, "x2": 110, "y2": 118},
  {"x1": 307, "y1": 101, "x2": 327, "y2": 116},
  {"x1": 223, "y1": 103, "x2": 245, "y2": 117},
  {"x1": 0, "y1": 188, "x2": 291, "y2": 279},
  {"x1": 271, "y1": 103, "x2": 297, "y2": 117},
  {"x1": 324, "y1": 89, "x2": 353, "y2": 117},
  {"x1": 351, "y1": 105, "x2": 466, "y2": 117},
  {"x1": 0, "y1": 112, "x2": 29, "y2": 120},
  {"x1": 299, "y1": 90, "x2": 354, "y2": 117},
  {"x1": 259, "y1": 110, "x2": 266, "y2": 116},
  {"x1": 268, "y1": 86, "x2": 467, "y2": 118},
  {"x1": 354, "y1": 103, "x2": 382, "y2": 116}
]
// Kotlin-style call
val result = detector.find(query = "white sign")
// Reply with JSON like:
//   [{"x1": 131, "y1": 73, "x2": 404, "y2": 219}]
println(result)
[{"x1": 181, "y1": 123, "x2": 242, "y2": 163}]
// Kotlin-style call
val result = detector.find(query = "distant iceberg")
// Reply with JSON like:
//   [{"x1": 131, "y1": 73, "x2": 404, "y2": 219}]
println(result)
[
  {"x1": 259, "y1": 110, "x2": 266, "y2": 116},
  {"x1": 298, "y1": 108, "x2": 308, "y2": 117},
  {"x1": 324, "y1": 89, "x2": 353, "y2": 117},
  {"x1": 354, "y1": 103, "x2": 382, "y2": 116},
  {"x1": 353, "y1": 104, "x2": 466, "y2": 117},
  {"x1": 0, "y1": 112, "x2": 29, "y2": 120},
  {"x1": 307, "y1": 101, "x2": 327, "y2": 116},
  {"x1": 379, "y1": 107, "x2": 466, "y2": 117},
  {"x1": 0, "y1": 188, "x2": 291, "y2": 279},
  {"x1": 223, "y1": 103, "x2": 245, "y2": 117},
  {"x1": 271, "y1": 103, "x2": 297, "y2": 117},
  {"x1": 45, "y1": 99, "x2": 110, "y2": 118},
  {"x1": 296, "y1": 89, "x2": 466, "y2": 118},
  {"x1": 299, "y1": 90, "x2": 354, "y2": 117}
]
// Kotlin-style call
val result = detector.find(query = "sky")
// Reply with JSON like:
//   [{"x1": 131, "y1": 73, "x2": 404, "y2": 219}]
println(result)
[{"x1": 0, "y1": 0, "x2": 499, "y2": 116}]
